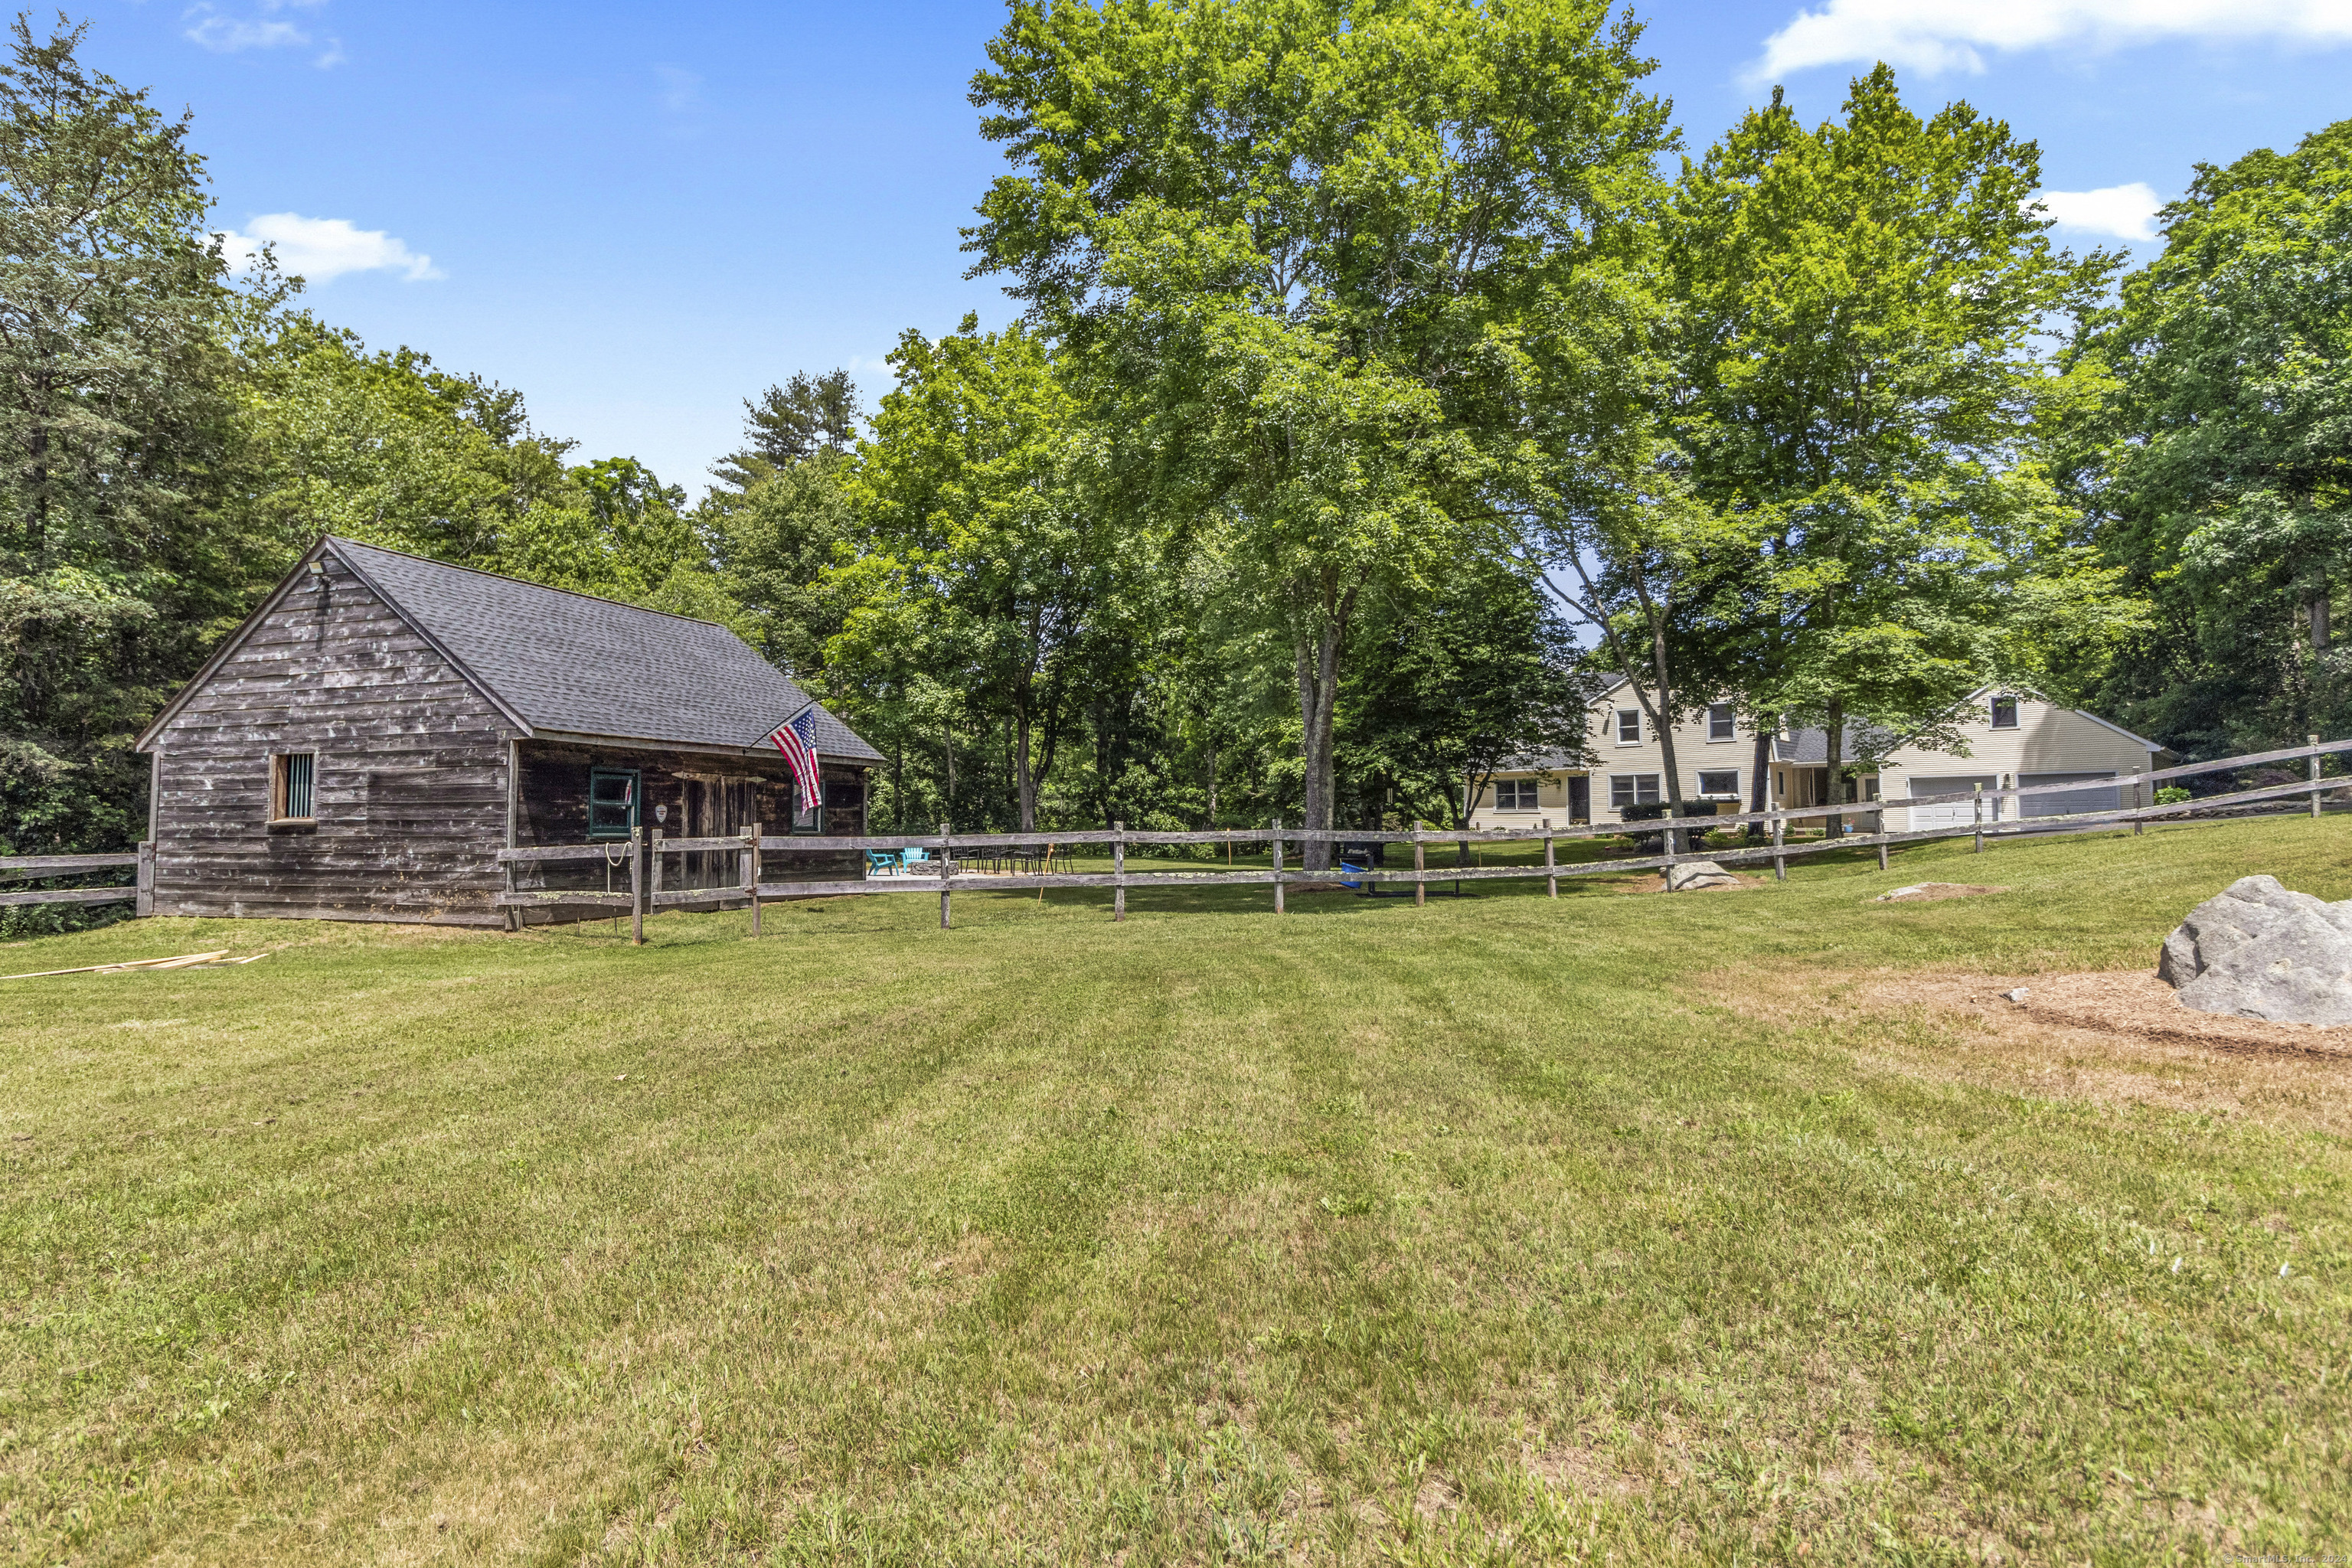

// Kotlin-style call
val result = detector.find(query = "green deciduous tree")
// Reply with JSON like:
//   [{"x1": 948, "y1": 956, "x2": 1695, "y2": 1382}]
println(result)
[
  {"x1": 0, "y1": 14, "x2": 276, "y2": 891},
  {"x1": 2079, "y1": 118, "x2": 2352, "y2": 754},
  {"x1": 830, "y1": 318, "x2": 1121, "y2": 831},
  {"x1": 1667, "y1": 68, "x2": 2134, "y2": 815},
  {"x1": 1341, "y1": 559, "x2": 1589, "y2": 830},
  {"x1": 966, "y1": 0, "x2": 1671, "y2": 864}
]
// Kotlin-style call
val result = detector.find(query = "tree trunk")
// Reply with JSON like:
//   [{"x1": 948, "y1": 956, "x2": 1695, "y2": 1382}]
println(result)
[
  {"x1": 941, "y1": 720, "x2": 956, "y2": 820},
  {"x1": 1822, "y1": 695, "x2": 1844, "y2": 839},
  {"x1": 1645, "y1": 613, "x2": 1690, "y2": 852},
  {"x1": 1295, "y1": 623, "x2": 1341, "y2": 871},
  {"x1": 1206, "y1": 735, "x2": 1219, "y2": 826},
  {"x1": 1014, "y1": 701, "x2": 1037, "y2": 832},
  {"x1": 2314, "y1": 590, "x2": 2331, "y2": 653},
  {"x1": 1748, "y1": 715, "x2": 1773, "y2": 837}
]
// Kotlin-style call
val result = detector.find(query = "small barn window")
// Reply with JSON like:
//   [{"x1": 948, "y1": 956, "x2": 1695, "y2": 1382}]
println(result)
[
  {"x1": 588, "y1": 768, "x2": 639, "y2": 838},
  {"x1": 1990, "y1": 694, "x2": 2019, "y2": 730},
  {"x1": 270, "y1": 752, "x2": 315, "y2": 821}
]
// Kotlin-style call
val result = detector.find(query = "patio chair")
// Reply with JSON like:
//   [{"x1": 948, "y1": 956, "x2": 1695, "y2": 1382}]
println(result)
[
  {"x1": 900, "y1": 846, "x2": 932, "y2": 871},
  {"x1": 864, "y1": 849, "x2": 899, "y2": 877}
]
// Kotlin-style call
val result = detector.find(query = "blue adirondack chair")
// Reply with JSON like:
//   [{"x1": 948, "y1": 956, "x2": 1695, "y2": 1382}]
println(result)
[
  {"x1": 864, "y1": 849, "x2": 899, "y2": 877},
  {"x1": 900, "y1": 846, "x2": 932, "y2": 871}
]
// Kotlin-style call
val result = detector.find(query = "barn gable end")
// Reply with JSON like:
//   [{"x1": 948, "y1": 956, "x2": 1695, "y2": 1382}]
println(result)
[{"x1": 145, "y1": 549, "x2": 521, "y2": 925}]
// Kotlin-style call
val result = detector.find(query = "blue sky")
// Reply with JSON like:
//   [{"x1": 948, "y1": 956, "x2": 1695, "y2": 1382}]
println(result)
[{"x1": 80, "y1": 0, "x2": 2352, "y2": 493}]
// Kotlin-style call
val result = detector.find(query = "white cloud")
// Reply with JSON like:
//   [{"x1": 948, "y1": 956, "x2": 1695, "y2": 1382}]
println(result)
[
  {"x1": 217, "y1": 214, "x2": 442, "y2": 283},
  {"x1": 1751, "y1": 0, "x2": 2352, "y2": 80},
  {"x1": 183, "y1": 1, "x2": 335, "y2": 61},
  {"x1": 2030, "y1": 182, "x2": 2164, "y2": 241}
]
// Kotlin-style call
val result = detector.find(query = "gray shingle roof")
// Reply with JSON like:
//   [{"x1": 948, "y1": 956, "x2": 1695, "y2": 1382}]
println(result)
[
  {"x1": 329, "y1": 537, "x2": 883, "y2": 761},
  {"x1": 1771, "y1": 723, "x2": 1896, "y2": 766}
]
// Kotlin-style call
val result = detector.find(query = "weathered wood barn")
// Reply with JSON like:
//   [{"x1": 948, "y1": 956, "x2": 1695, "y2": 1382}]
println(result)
[{"x1": 134, "y1": 536, "x2": 884, "y2": 926}]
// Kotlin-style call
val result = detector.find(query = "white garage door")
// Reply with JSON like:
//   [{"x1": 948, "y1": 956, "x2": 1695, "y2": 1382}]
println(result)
[
  {"x1": 2020, "y1": 771, "x2": 2119, "y2": 818},
  {"x1": 1908, "y1": 775, "x2": 1999, "y2": 830}
]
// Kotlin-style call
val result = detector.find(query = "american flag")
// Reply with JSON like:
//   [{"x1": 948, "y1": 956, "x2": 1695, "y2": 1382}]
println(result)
[{"x1": 766, "y1": 705, "x2": 822, "y2": 820}]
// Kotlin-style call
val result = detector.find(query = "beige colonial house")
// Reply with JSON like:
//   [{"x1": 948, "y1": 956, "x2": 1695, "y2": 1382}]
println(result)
[{"x1": 1467, "y1": 681, "x2": 2172, "y2": 832}]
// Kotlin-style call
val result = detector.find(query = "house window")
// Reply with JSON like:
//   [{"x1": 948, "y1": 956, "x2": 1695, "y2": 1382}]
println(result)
[
  {"x1": 1697, "y1": 769, "x2": 1740, "y2": 798},
  {"x1": 1708, "y1": 703, "x2": 1736, "y2": 741},
  {"x1": 588, "y1": 767, "x2": 640, "y2": 838},
  {"x1": 270, "y1": 752, "x2": 315, "y2": 821},
  {"x1": 1493, "y1": 779, "x2": 1537, "y2": 812},
  {"x1": 1609, "y1": 773, "x2": 1661, "y2": 808},
  {"x1": 1615, "y1": 708, "x2": 1641, "y2": 743},
  {"x1": 1990, "y1": 694, "x2": 2019, "y2": 729}
]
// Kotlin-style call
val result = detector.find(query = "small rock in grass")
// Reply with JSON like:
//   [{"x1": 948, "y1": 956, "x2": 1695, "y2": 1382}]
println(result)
[
  {"x1": 2002, "y1": 987, "x2": 2030, "y2": 1004},
  {"x1": 1664, "y1": 860, "x2": 1742, "y2": 891}
]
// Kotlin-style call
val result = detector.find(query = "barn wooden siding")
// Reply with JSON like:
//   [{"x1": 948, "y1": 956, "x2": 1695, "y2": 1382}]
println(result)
[
  {"x1": 512, "y1": 745, "x2": 866, "y2": 899},
  {"x1": 147, "y1": 553, "x2": 516, "y2": 925}
]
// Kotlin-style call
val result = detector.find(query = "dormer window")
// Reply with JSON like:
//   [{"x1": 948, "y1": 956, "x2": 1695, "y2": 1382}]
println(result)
[{"x1": 1990, "y1": 694, "x2": 2019, "y2": 730}]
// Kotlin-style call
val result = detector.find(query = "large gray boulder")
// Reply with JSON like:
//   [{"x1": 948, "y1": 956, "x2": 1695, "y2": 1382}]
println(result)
[{"x1": 2159, "y1": 874, "x2": 2352, "y2": 1024}]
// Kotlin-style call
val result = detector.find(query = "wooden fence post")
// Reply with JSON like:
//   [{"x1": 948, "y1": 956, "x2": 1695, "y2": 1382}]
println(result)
[
  {"x1": 630, "y1": 824, "x2": 647, "y2": 945},
  {"x1": 2311, "y1": 733, "x2": 2323, "y2": 819},
  {"x1": 1973, "y1": 785, "x2": 1984, "y2": 854},
  {"x1": 1875, "y1": 805, "x2": 1889, "y2": 872},
  {"x1": 1771, "y1": 812, "x2": 1785, "y2": 882},
  {"x1": 136, "y1": 841, "x2": 155, "y2": 918},
  {"x1": 1113, "y1": 820, "x2": 1126, "y2": 922},
  {"x1": 1413, "y1": 822, "x2": 1426, "y2": 908},
  {"x1": 1271, "y1": 818, "x2": 1285, "y2": 915},
  {"x1": 1544, "y1": 821, "x2": 1557, "y2": 900},
  {"x1": 746, "y1": 821, "x2": 762, "y2": 936},
  {"x1": 652, "y1": 828, "x2": 665, "y2": 914},
  {"x1": 939, "y1": 822, "x2": 952, "y2": 929}
]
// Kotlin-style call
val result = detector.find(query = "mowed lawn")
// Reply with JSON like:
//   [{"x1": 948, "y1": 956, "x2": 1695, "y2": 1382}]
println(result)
[{"x1": 4, "y1": 819, "x2": 2350, "y2": 1564}]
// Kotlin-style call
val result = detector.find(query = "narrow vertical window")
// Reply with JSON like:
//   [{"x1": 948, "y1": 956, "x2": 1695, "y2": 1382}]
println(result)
[
  {"x1": 1615, "y1": 709, "x2": 1641, "y2": 743},
  {"x1": 1990, "y1": 694, "x2": 2020, "y2": 730},
  {"x1": 1708, "y1": 703, "x2": 1736, "y2": 740},
  {"x1": 270, "y1": 752, "x2": 315, "y2": 821},
  {"x1": 588, "y1": 768, "x2": 640, "y2": 838}
]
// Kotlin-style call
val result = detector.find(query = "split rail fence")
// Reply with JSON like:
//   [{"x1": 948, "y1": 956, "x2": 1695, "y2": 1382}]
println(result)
[
  {"x1": 494, "y1": 735, "x2": 2352, "y2": 944},
  {"x1": 7, "y1": 737, "x2": 2344, "y2": 929}
]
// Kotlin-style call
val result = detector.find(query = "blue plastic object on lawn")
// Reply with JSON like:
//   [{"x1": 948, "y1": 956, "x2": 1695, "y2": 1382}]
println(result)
[{"x1": 864, "y1": 849, "x2": 897, "y2": 876}]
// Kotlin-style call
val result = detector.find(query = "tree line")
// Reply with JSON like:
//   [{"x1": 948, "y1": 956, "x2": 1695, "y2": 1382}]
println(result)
[{"x1": 5, "y1": 4, "x2": 2347, "y2": 900}]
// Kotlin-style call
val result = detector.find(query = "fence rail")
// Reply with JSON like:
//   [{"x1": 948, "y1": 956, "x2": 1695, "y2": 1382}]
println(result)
[
  {"x1": 556, "y1": 731, "x2": 2352, "y2": 941},
  {"x1": 10, "y1": 735, "x2": 2344, "y2": 935},
  {"x1": 0, "y1": 848, "x2": 152, "y2": 913}
]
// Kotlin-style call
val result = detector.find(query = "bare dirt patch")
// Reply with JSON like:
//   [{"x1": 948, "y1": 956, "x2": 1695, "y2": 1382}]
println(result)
[
  {"x1": 1708, "y1": 962, "x2": 2352, "y2": 1138},
  {"x1": 1884, "y1": 969, "x2": 2352, "y2": 1061},
  {"x1": 1873, "y1": 882, "x2": 2006, "y2": 903}
]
